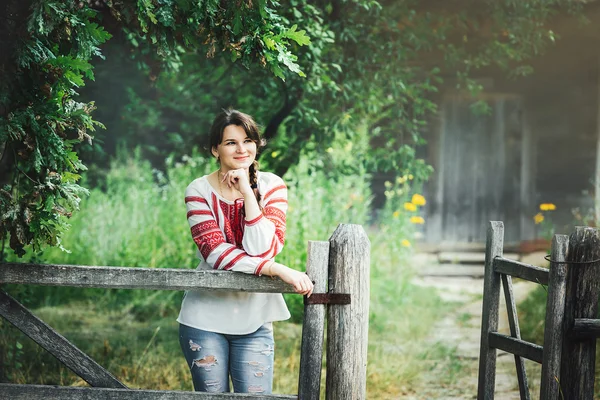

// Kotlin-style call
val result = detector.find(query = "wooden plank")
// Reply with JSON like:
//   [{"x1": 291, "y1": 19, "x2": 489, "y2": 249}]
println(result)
[
  {"x1": 540, "y1": 235, "x2": 569, "y2": 400},
  {"x1": 560, "y1": 227, "x2": 600, "y2": 400},
  {"x1": 439, "y1": 252, "x2": 520, "y2": 264},
  {"x1": 0, "y1": 290, "x2": 126, "y2": 388},
  {"x1": 572, "y1": 318, "x2": 600, "y2": 339},
  {"x1": 488, "y1": 333, "x2": 544, "y2": 364},
  {"x1": 501, "y1": 274, "x2": 530, "y2": 400},
  {"x1": 493, "y1": 258, "x2": 549, "y2": 285},
  {"x1": 326, "y1": 224, "x2": 370, "y2": 400},
  {"x1": 477, "y1": 221, "x2": 504, "y2": 400},
  {"x1": 0, "y1": 263, "x2": 295, "y2": 293},
  {"x1": 298, "y1": 241, "x2": 329, "y2": 400},
  {"x1": 417, "y1": 265, "x2": 484, "y2": 278},
  {"x1": 0, "y1": 383, "x2": 297, "y2": 399}
]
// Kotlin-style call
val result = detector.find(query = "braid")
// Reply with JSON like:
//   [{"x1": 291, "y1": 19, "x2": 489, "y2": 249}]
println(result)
[{"x1": 249, "y1": 161, "x2": 261, "y2": 205}]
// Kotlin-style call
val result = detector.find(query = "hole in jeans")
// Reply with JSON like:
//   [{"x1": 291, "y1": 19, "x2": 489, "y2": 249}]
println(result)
[
  {"x1": 189, "y1": 340, "x2": 202, "y2": 351},
  {"x1": 193, "y1": 355, "x2": 218, "y2": 371},
  {"x1": 248, "y1": 385, "x2": 264, "y2": 393},
  {"x1": 205, "y1": 379, "x2": 221, "y2": 392}
]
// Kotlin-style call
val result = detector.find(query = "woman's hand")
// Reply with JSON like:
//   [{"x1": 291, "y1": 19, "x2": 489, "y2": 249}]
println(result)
[
  {"x1": 265, "y1": 261, "x2": 314, "y2": 297},
  {"x1": 221, "y1": 168, "x2": 252, "y2": 196}
]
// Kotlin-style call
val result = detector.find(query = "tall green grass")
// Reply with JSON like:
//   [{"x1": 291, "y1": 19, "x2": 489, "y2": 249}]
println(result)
[{"x1": 1, "y1": 151, "x2": 456, "y2": 396}]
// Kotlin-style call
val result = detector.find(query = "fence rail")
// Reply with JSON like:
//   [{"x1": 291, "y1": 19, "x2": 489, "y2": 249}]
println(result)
[
  {"x1": 0, "y1": 263, "x2": 295, "y2": 292},
  {"x1": 0, "y1": 224, "x2": 371, "y2": 399},
  {"x1": 477, "y1": 222, "x2": 600, "y2": 400},
  {"x1": 0, "y1": 383, "x2": 297, "y2": 399}
]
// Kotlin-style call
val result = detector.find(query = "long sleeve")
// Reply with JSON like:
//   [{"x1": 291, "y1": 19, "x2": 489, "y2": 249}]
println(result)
[
  {"x1": 241, "y1": 176, "x2": 287, "y2": 258},
  {"x1": 185, "y1": 184, "x2": 270, "y2": 276}
]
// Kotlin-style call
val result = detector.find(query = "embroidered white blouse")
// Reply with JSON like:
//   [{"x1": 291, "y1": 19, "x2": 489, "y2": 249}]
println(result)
[{"x1": 177, "y1": 171, "x2": 291, "y2": 334}]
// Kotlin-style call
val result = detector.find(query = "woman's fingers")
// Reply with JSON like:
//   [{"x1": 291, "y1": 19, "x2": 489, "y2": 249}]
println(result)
[{"x1": 294, "y1": 275, "x2": 314, "y2": 296}]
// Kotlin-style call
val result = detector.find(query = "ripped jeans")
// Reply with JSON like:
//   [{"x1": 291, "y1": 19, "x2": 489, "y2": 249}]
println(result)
[{"x1": 179, "y1": 323, "x2": 275, "y2": 394}]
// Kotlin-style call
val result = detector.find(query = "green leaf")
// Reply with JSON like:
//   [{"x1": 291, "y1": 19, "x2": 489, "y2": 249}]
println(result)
[{"x1": 283, "y1": 25, "x2": 311, "y2": 46}]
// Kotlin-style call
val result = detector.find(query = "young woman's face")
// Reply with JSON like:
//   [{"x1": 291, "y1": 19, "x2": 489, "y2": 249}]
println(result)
[{"x1": 212, "y1": 124, "x2": 257, "y2": 172}]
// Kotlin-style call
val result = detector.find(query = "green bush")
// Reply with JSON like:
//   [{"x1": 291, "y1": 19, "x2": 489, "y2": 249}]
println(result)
[{"x1": 4, "y1": 149, "x2": 377, "y2": 322}]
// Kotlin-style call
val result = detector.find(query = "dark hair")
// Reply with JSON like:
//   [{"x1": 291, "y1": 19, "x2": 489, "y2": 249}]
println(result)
[{"x1": 209, "y1": 109, "x2": 265, "y2": 204}]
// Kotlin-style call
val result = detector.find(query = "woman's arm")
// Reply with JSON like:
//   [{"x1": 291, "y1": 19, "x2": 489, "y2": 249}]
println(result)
[
  {"x1": 241, "y1": 176, "x2": 287, "y2": 258},
  {"x1": 261, "y1": 260, "x2": 314, "y2": 297},
  {"x1": 186, "y1": 184, "x2": 268, "y2": 275}
]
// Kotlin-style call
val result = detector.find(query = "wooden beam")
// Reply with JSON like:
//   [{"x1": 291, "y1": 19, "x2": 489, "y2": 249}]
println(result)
[
  {"x1": 298, "y1": 241, "x2": 329, "y2": 400},
  {"x1": 572, "y1": 318, "x2": 600, "y2": 339},
  {"x1": 0, "y1": 263, "x2": 295, "y2": 293},
  {"x1": 0, "y1": 291, "x2": 126, "y2": 389},
  {"x1": 488, "y1": 333, "x2": 544, "y2": 364},
  {"x1": 540, "y1": 235, "x2": 569, "y2": 400},
  {"x1": 501, "y1": 274, "x2": 530, "y2": 399},
  {"x1": 596, "y1": 56, "x2": 600, "y2": 223},
  {"x1": 0, "y1": 383, "x2": 297, "y2": 399},
  {"x1": 325, "y1": 224, "x2": 370, "y2": 400},
  {"x1": 560, "y1": 227, "x2": 600, "y2": 399},
  {"x1": 477, "y1": 221, "x2": 504, "y2": 400},
  {"x1": 493, "y1": 257, "x2": 549, "y2": 285}
]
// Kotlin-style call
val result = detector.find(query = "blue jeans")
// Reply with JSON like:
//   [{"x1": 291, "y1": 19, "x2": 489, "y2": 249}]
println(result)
[{"x1": 179, "y1": 323, "x2": 275, "y2": 393}]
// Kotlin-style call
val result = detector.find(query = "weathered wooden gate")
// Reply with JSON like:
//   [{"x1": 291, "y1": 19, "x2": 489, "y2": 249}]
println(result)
[
  {"x1": 477, "y1": 221, "x2": 600, "y2": 399},
  {"x1": 0, "y1": 224, "x2": 371, "y2": 400}
]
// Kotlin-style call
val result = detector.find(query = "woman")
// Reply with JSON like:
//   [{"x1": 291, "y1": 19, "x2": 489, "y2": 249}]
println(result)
[{"x1": 178, "y1": 109, "x2": 314, "y2": 394}]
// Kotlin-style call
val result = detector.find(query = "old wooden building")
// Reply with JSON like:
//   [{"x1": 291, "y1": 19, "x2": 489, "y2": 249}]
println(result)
[{"x1": 417, "y1": 5, "x2": 600, "y2": 247}]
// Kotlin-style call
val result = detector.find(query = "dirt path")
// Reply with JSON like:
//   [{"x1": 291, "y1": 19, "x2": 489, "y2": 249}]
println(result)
[{"x1": 404, "y1": 252, "x2": 545, "y2": 399}]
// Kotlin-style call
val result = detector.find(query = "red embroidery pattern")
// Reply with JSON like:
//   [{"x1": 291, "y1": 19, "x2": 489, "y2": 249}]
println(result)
[
  {"x1": 185, "y1": 196, "x2": 208, "y2": 205},
  {"x1": 264, "y1": 206, "x2": 286, "y2": 245},
  {"x1": 225, "y1": 252, "x2": 246, "y2": 270},
  {"x1": 223, "y1": 219, "x2": 235, "y2": 246},
  {"x1": 275, "y1": 230, "x2": 285, "y2": 246},
  {"x1": 212, "y1": 193, "x2": 220, "y2": 227},
  {"x1": 267, "y1": 198, "x2": 287, "y2": 206},
  {"x1": 187, "y1": 210, "x2": 213, "y2": 219},
  {"x1": 191, "y1": 220, "x2": 225, "y2": 260},
  {"x1": 263, "y1": 184, "x2": 286, "y2": 202},
  {"x1": 214, "y1": 246, "x2": 236, "y2": 270},
  {"x1": 264, "y1": 206, "x2": 286, "y2": 225},
  {"x1": 255, "y1": 239, "x2": 277, "y2": 259},
  {"x1": 255, "y1": 259, "x2": 269, "y2": 276},
  {"x1": 215, "y1": 198, "x2": 245, "y2": 247},
  {"x1": 245, "y1": 214, "x2": 263, "y2": 226}
]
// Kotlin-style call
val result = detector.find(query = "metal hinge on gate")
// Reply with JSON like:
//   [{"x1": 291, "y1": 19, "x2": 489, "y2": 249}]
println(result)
[{"x1": 304, "y1": 293, "x2": 351, "y2": 305}]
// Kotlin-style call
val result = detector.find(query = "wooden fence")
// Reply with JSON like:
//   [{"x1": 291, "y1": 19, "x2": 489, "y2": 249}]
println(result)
[
  {"x1": 477, "y1": 221, "x2": 600, "y2": 400},
  {"x1": 0, "y1": 224, "x2": 370, "y2": 400}
]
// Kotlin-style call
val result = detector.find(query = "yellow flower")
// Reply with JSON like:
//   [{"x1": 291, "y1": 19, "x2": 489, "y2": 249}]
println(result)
[
  {"x1": 408, "y1": 174, "x2": 414, "y2": 180},
  {"x1": 393, "y1": 211, "x2": 400, "y2": 218},
  {"x1": 539, "y1": 203, "x2": 556, "y2": 211},
  {"x1": 401, "y1": 239, "x2": 411, "y2": 247},
  {"x1": 384, "y1": 181, "x2": 392, "y2": 188},
  {"x1": 404, "y1": 202, "x2": 417, "y2": 212},
  {"x1": 411, "y1": 194, "x2": 426, "y2": 206},
  {"x1": 410, "y1": 216, "x2": 425, "y2": 224},
  {"x1": 534, "y1": 213, "x2": 544, "y2": 224}
]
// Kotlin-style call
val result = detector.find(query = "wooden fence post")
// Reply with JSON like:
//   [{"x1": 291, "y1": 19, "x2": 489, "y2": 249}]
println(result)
[
  {"x1": 298, "y1": 241, "x2": 330, "y2": 400},
  {"x1": 560, "y1": 226, "x2": 600, "y2": 400},
  {"x1": 540, "y1": 234, "x2": 569, "y2": 400},
  {"x1": 477, "y1": 221, "x2": 504, "y2": 400},
  {"x1": 325, "y1": 224, "x2": 370, "y2": 400}
]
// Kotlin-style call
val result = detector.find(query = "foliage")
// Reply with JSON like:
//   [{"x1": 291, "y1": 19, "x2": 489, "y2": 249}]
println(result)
[
  {"x1": 3, "y1": 148, "x2": 372, "y2": 320},
  {"x1": 0, "y1": 0, "x2": 588, "y2": 257},
  {"x1": 0, "y1": 0, "x2": 309, "y2": 255},
  {"x1": 116, "y1": 0, "x2": 584, "y2": 187},
  {"x1": 1, "y1": 152, "x2": 456, "y2": 396}
]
